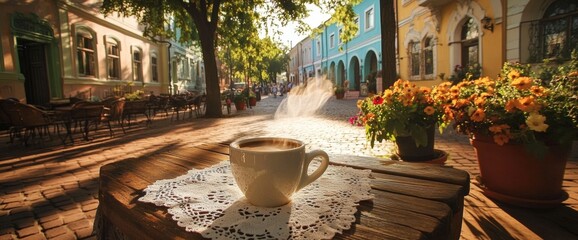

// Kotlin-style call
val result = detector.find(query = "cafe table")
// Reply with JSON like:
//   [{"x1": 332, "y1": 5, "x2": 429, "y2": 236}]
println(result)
[{"x1": 95, "y1": 143, "x2": 470, "y2": 240}]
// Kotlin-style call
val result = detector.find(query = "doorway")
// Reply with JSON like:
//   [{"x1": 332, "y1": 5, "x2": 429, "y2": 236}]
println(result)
[{"x1": 17, "y1": 38, "x2": 50, "y2": 105}]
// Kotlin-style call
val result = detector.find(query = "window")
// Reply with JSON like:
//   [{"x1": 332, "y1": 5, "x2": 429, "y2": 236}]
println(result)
[
  {"x1": 365, "y1": 7, "x2": 374, "y2": 30},
  {"x1": 409, "y1": 41, "x2": 420, "y2": 77},
  {"x1": 338, "y1": 28, "x2": 343, "y2": 44},
  {"x1": 132, "y1": 49, "x2": 143, "y2": 81},
  {"x1": 330, "y1": 33, "x2": 335, "y2": 48},
  {"x1": 541, "y1": 0, "x2": 578, "y2": 59},
  {"x1": 354, "y1": 17, "x2": 360, "y2": 35},
  {"x1": 461, "y1": 17, "x2": 479, "y2": 67},
  {"x1": 424, "y1": 37, "x2": 434, "y2": 75},
  {"x1": 316, "y1": 40, "x2": 321, "y2": 56},
  {"x1": 151, "y1": 55, "x2": 158, "y2": 82},
  {"x1": 106, "y1": 39, "x2": 120, "y2": 79},
  {"x1": 408, "y1": 36, "x2": 435, "y2": 79},
  {"x1": 76, "y1": 29, "x2": 95, "y2": 76}
]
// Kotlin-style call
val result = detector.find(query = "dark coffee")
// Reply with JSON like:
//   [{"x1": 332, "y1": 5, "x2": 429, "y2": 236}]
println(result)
[{"x1": 239, "y1": 139, "x2": 300, "y2": 152}]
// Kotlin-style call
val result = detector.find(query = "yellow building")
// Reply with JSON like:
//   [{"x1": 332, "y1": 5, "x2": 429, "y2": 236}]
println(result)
[
  {"x1": 396, "y1": 0, "x2": 577, "y2": 86},
  {"x1": 0, "y1": 0, "x2": 204, "y2": 105}
]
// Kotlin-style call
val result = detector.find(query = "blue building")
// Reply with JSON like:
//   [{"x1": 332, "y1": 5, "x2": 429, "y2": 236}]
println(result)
[{"x1": 293, "y1": 0, "x2": 382, "y2": 93}]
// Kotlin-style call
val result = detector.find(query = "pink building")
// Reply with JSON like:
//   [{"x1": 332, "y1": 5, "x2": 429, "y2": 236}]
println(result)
[{"x1": 0, "y1": 0, "x2": 204, "y2": 105}]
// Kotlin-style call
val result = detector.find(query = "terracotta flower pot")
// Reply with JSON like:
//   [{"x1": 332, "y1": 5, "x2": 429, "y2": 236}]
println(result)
[
  {"x1": 335, "y1": 92, "x2": 345, "y2": 99},
  {"x1": 470, "y1": 134, "x2": 571, "y2": 208},
  {"x1": 234, "y1": 101, "x2": 246, "y2": 110},
  {"x1": 392, "y1": 149, "x2": 448, "y2": 164},
  {"x1": 394, "y1": 126, "x2": 435, "y2": 162},
  {"x1": 249, "y1": 97, "x2": 257, "y2": 106}
]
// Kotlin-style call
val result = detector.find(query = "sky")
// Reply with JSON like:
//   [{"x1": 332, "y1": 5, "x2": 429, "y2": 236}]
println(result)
[{"x1": 267, "y1": 5, "x2": 331, "y2": 48}]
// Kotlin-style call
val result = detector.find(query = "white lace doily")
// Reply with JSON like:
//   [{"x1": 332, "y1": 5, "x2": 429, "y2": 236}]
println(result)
[{"x1": 139, "y1": 161, "x2": 373, "y2": 239}]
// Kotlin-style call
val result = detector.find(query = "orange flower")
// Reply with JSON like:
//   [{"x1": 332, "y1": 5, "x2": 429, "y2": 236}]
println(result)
[
  {"x1": 505, "y1": 100, "x2": 517, "y2": 112},
  {"x1": 530, "y1": 86, "x2": 547, "y2": 97},
  {"x1": 474, "y1": 97, "x2": 486, "y2": 106},
  {"x1": 508, "y1": 70, "x2": 520, "y2": 79},
  {"x1": 449, "y1": 86, "x2": 460, "y2": 98},
  {"x1": 489, "y1": 124, "x2": 510, "y2": 134},
  {"x1": 383, "y1": 89, "x2": 393, "y2": 102},
  {"x1": 424, "y1": 106, "x2": 435, "y2": 115},
  {"x1": 419, "y1": 87, "x2": 431, "y2": 95},
  {"x1": 511, "y1": 76, "x2": 532, "y2": 90},
  {"x1": 453, "y1": 98, "x2": 470, "y2": 108},
  {"x1": 470, "y1": 108, "x2": 485, "y2": 122},
  {"x1": 515, "y1": 96, "x2": 539, "y2": 112},
  {"x1": 365, "y1": 112, "x2": 375, "y2": 121},
  {"x1": 493, "y1": 134, "x2": 510, "y2": 146}
]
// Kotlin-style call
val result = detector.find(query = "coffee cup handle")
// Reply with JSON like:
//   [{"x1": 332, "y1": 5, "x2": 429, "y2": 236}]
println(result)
[{"x1": 297, "y1": 150, "x2": 329, "y2": 191}]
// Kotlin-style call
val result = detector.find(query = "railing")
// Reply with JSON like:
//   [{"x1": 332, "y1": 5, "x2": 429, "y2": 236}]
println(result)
[{"x1": 520, "y1": 12, "x2": 578, "y2": 63}]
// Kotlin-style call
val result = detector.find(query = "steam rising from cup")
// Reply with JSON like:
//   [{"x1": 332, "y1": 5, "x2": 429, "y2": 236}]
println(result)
[{"x1": 274, "y1": 77, "x2": 335, "y2": 119}]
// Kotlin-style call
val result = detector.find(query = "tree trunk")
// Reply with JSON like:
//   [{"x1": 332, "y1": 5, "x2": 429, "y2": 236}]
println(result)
[
  {"x1": 198, "y1": 32, "x2": 223, "y2": 118},
  {"x1": 380, "y1": 0, "x2": 397, "y2": 88}
]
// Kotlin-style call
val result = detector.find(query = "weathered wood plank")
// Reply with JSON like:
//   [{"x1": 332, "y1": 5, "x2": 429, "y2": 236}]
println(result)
[
  {"x1": 97, "y1": 145, "x2": 468, "y2": 240},
  {"x1": 331, "y1": 154, "x2": 470, "y2": 195}
]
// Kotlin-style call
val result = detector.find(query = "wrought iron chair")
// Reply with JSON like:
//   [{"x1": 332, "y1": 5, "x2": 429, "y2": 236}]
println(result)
[
  {"x1": 102, "y1": 98, "x2": 125, "y2": 137},
  {"x1": 1, "y1": 100, "x2": 53, "y2": 146}
]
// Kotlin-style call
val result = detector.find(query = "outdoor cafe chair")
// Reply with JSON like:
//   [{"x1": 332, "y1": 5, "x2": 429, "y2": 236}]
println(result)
[
  {"x1": 101, "y1": 98, "x2": 125, "y2": 137},
  {"x1": 122, "y1": 100, "x2": 150, "y2": 126},
  {"x1": 70, "y1": 101, "x2": 106, "y2": 141},
  {"x1": 169, "y1": 96, "x2": 188, "y2": 120},
  {"x1": 0, "y1": 100, "x2": 53, "y2": 146}
]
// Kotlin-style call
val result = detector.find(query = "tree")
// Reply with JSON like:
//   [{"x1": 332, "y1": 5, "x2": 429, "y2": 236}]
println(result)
[
  {"x1": 102, "y1": 0, "x2": 357, "y2": 117},
  {"x1": 380, "y1": 0, "x2": 397, "y2": 88}
]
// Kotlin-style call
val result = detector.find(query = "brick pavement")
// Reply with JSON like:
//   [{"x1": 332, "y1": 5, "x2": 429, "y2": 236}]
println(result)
[{"x1": 0, "y1": 94, "x2": 577, "y2": 239}]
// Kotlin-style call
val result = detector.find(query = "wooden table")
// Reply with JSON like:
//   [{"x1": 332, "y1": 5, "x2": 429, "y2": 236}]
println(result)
[{"x1": 96, "y1": 143, "x2": 470, "y2": 240}]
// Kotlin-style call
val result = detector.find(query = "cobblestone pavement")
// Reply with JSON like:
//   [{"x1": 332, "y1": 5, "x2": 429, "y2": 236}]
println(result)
[{"x1": 0, "y1": 94, "x2": 577, "y2": 239}]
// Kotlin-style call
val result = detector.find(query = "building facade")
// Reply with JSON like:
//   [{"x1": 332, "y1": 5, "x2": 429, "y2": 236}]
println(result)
[
  {"x1": 0, "y1": 0, "x2": 204, "y2": 105},
  {"x1": 289, "y1": 0, "x2": 577, "y2": 91}
]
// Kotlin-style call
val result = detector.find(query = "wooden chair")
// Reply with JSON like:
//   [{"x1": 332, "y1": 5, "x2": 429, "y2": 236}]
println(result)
[
  {"x1": 102, "y1": 98, "x2": 125, "y2": 137},
  {"x1": 169, "y1": 96, "x2": 188, "y2": 120},
  {"x1": 1, "y1": 101, "x2": 53, "y2": 146},
  {"x1": 123, "y1": 100, "x2": 149, "y2": 126},
  {"x1": 190, "y1": 95, "x2": 206, "y2": 118},
  {"x1": 70, "y1": 101, "x2": 106, "y2": 141}
]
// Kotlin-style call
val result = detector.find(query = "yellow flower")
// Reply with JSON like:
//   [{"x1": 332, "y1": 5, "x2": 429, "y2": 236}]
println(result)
[
  {"x1": 357, "y1": 100, "x2": 363, "y2": 109},
  {"x1": 511, "y1": 76, "x2": 533, "y2": 90},
  {"x1": 470, "y1": 108, "x2": 485, "y2": 122},
  {"x1": 526, "y1": 112, "x2": 549, "y2": 132},
  {"x1": 424, "y1": 106, "x2": 435, "y2": 115},
  {"x1": 508, "y1": 70, "x2": 520, "y2": 79}
]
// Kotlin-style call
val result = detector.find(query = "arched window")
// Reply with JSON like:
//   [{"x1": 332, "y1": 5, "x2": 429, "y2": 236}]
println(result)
[
  {"x1": 409, "y1": 41, "x2": 420, "y2": 77},
  {"x1": 461, "y1": 17, "x2": 479, "y2": 67},
  {"x1": 106, "y1": 37, "x2": 121, "y2": 79},
  {"x1": 424, "y1": 37, "x2": 434, "y2": 76},
  {"x1": 132, "y1": 48, "x2": 143, "y2": 82},
  {"x1": 76, "y1": 28, "x2": 95, "y2": 77},
  {"x1": 151, "y1": 54, "x2": 158, "y2": 82},
  {"x1": 541, "y1": 0, "x2": 578, "y2": 59}
]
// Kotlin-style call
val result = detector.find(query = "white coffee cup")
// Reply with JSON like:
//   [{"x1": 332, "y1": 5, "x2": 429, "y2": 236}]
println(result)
[{"x1": 229, "y1": 137, "x2": 329, "y2": 207}]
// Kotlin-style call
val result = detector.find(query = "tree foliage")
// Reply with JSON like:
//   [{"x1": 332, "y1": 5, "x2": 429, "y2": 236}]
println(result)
[{"x1": 101, "y1": 0, "x2": 366, "y2": 117}]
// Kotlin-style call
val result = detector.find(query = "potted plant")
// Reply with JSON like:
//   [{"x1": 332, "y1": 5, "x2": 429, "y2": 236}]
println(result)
[
  {"x1": 351, "y1": 79, "x2": 449, "y2": 163},
  {"x1": 248, "y1": 89, "x2": 257, "y2": 106},
  {"x1": 438, "y1": 60, "x2": 577, "y2": 207},
  {"x1": 233, "y1": 93, "x2": 247, "y2": 110},
  {"x1": 334, "y1": 86, "x2": 345, "y2": 99}
]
